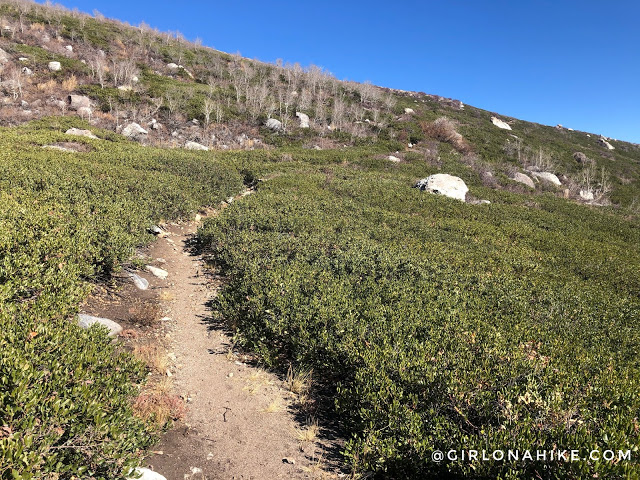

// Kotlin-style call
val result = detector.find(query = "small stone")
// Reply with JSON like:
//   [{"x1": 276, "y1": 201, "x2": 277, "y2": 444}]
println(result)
[
  {"x1": 195, "y1": 214, "x2": 202, "y2": 222},
  {"x1": 227, "y1": 372, "x2": 233, "y2": 378},
  {"x1": 146, "y1": 265, "x2": 168, "y2": 279},
  {"x1": 387, "y1": 155, "x2": 401, "y2": 162},
  {"x1": 48, "y1": 61, "x2": 61, "y2": 71},
  {"x1": 282, "y1": 458, "x2": 296, "y2": 465}
]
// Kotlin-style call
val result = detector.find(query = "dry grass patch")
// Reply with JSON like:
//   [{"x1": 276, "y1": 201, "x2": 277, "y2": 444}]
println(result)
[
  {"x1": 285, "y1": 365, "x2": 312, "y2": 396},
  {"x1": 134, "y1": 379, "x2": 185, "y2": 431},
  {"x1": 132, "y1": 343, "x2": 169, "y2": 374},
  {"x1": 296, "y1": 417, "x2": 319, "y2": 443},
  {"x1": 127, "y1": 298, "x2": 161, "y2": 326}
]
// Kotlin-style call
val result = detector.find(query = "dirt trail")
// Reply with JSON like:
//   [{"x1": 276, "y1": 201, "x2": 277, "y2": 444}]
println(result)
[{"x1": 140, "y1": 202, "x2": 339, "y2": 480}]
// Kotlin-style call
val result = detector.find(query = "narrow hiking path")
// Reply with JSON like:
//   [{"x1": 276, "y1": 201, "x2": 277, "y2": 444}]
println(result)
[{"x1": 139, "y1": 198, "x2": 341, "y2": 480}]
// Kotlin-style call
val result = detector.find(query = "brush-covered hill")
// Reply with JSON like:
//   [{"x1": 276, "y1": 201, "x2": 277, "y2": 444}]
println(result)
[{"x1": 0, "y1": 1, "x2": 639, "y2": 479}]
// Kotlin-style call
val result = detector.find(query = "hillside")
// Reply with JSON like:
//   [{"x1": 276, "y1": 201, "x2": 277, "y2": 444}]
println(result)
[{"x1": 0, "y1": 1, "x2": 639, "y2": 479}]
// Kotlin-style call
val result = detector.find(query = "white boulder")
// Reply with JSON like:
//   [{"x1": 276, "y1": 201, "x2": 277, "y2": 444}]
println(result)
[
  {"x1": 579, "y1": 190, "x2": 594, "y2": 201},
  {"x1": 166, "y1": 63, "x2": 179, "y2": 69},
  {"x1": 48, "y1": 61, "x2": 61, "y2": 71},
  {"x1": 77, "y1": 314, "x2": 122, "y2": 337},
  {"x1": 122, "y1": 123, "x2": 148, "y2": 139},
  {"x1": 512, "y1": 172, "x2": 535, "y2": 189},
  {"x1": 68, "y1": 95, "x2": 92, "y2": 110},
  {"x1": 65, "y1": 128, "x2": 98, "y2": 139},
  {"x1": 65, "y1": 45, "x2": 73, "y2": 52},
  {"x1": 265, "y1": 118, "x2": 282, "y2": 131},
  {"x1": 414, "y1": 174, "x2": 468, "y2": 202},
  {"x1": 531, "y1": 171, "x2": 561, "y2": 186},
  {"x1": 388, "y1": 155, "x2": 401, "y2": 162},
  {"x1": 21, "y1": 67, "x2": 33, "y2": 75},
  {"x1": 599, "y1": 137, "x2": 615, "y2": 150},
  {"x1": 295, "y1": 111, "x2": 310, "y2": 128},
  {"x1": 185, "y1": 141, "x2": 209, "y2": 151},
  {"x1": 404, "y1": 108, "x2": 415, "y2": 114},
  {"x1": 491, "y1": 116, "x2": 512, "y2": 130}
]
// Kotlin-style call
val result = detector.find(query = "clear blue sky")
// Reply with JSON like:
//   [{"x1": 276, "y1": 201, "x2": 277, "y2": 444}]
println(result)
[{"x1": 41, "y1": 0, "x2": 639, "y2": 143}]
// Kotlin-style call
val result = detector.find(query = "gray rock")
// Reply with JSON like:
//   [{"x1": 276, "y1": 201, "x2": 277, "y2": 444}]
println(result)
[
  {"x1": 265, "y1": 118, "x2": 282, "y2": 131},
  {"x1": 65, "y1": 128, "x2": 98, "y2": 139},
  {"x1": 21, "y1": 67, "x2": 33, "y2": 75},
  {"x1": 77, "y1": 314, "x2": 123, "y2": 337},
  {"x1": 184, "y1": 141, "x2": 209, "y2": 151},
  {"x1": 531, "y1": 171, "x2": 562, "y2": 186},
  {"x1": 491, "y1": 116, "x2": 512, "y2": 130},
  {"x1": 388, "y1": 155, "x2": 401, "y2": 162},
  {"x1": 65, "y1": 45, "x2": 73, "y2": 52},
  {"x1": 512, "y1": 172, "x2": 535, "y2": 189},
  {"x1": 295, "y1": 111, "x2": 310, "y2": 128},
  {"x1": 122, "y1": 122, "x2": 148, "y2": 139},
  {"x1": 414, "y1": 174, "x2": 468, "y2": 201},
  {"x1": 48, "y1": 61, "x2": 61, "y2": 71},
  {"x1": 126, "y1": 468, "x2": 167, "y2": 480}
]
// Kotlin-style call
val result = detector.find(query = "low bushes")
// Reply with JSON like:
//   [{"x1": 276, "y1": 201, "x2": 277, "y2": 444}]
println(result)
[
  {"x1": 0, "y1": 118, "x2": 243, "y2": 477},
  {"x1": 199, "y1": 160, "x2": 640, "y2": 478}
]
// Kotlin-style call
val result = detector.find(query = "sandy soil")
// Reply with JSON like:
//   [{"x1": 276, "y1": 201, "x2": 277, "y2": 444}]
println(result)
[{"x1": 126, "y1": 204, "x2": 343, "y2": 479}]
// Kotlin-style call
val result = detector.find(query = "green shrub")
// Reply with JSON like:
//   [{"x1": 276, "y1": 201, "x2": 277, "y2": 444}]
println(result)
[
  {"x1": 199, "y1": 157, "x2": 640, "y2": 479},
  {"x1": 0, "y1": 118, "x2": 244, "y2": 477}
]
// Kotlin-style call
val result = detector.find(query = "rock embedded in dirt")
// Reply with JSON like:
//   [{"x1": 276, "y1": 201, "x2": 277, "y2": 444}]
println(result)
[
  {"x1": 48, "y1": 61, "x2": 61, "y2": 71},
  {"x1": 512, "y1": 172, "x2": 535, "y2": 189},
  {"x1": 146, "y1": 265, "x2": 169, "y2": 279},
  {"x1": 388, "y1": 155, "x2": 401, "y2": 162},
  {"x1": 77, "y1": 314, "x2": 123, "y2": 337},
  {"x1": 414, "y1": 174, "x2": 469, "y2": 202},
  {"x1": 404, "y1": 108, "x2": 415, "y2": 114},
  {"x1": 491, "y1": 116, "x2": 512, "y2": 130}
]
